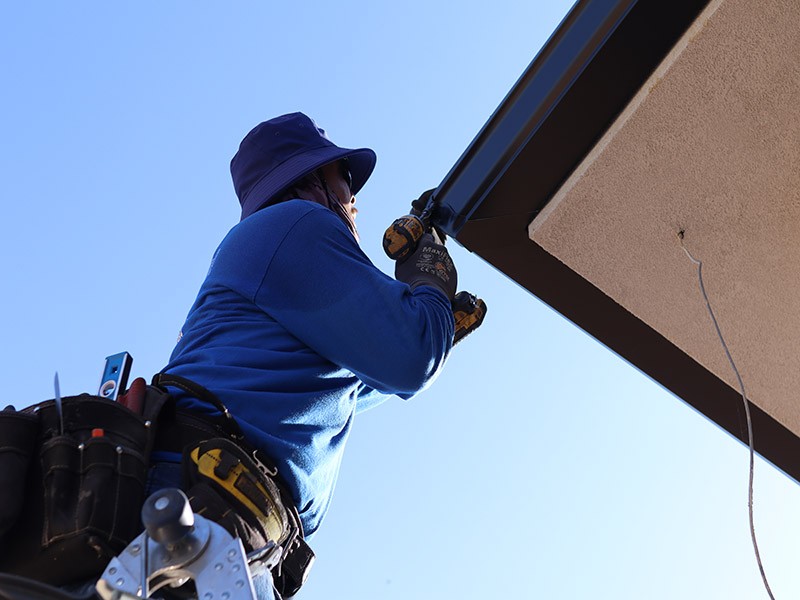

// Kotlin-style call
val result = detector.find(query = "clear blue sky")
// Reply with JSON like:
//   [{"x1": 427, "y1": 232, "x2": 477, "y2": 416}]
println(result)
[{"x1": 2, "y1": 2, "x2": 799, "y2": 598}]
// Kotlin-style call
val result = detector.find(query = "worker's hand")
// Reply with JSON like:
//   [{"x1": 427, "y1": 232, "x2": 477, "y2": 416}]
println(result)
[
  {"x1": 410, "y1": 188, "x2": 447, "y2": 244},
  {"x1": 395, "y1": 233, "x2": 457, "y2": 300},
  {"x1": 452, "y1": 291, "x2": 487, "y2": 345},
  {"x1": 410, "y1": 189, "x2": 434, "y2": 216}
]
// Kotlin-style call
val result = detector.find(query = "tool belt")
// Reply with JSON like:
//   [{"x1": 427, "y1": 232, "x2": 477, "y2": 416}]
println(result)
[
  {"x1": 0, "y1": 385, "x2": 170, "y2": 586},
  {"x1": 0, "y1": 374, "x2": 314, "y2": 598}
]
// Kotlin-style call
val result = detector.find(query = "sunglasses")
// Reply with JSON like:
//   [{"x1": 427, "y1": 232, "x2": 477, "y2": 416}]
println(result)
[{"x1": 340, "y1": 158, "x2": 353, "y2": 191}]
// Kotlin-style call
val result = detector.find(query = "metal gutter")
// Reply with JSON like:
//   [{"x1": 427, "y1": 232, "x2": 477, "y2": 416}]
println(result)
[
  {"x1": 435, "y1": 0, "x2": 713, "y2": 244},
  {"x1": 434, "y1": 0, "x2": 637, "y2": 237}
]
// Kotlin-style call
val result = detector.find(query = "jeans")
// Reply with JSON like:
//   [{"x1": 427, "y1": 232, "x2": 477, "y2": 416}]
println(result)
[{"x1": 144, "y1": 456, "x2": 183, "y2": 495}]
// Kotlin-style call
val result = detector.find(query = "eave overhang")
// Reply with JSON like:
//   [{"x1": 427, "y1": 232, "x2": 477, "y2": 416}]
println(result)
[{"x1": 435, "y1": 0, "x2": 800, "y2": 482}]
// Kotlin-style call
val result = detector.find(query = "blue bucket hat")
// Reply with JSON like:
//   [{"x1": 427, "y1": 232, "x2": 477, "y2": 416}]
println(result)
[{"x1": 231, "y1": 112, "x2": 377, "y2": 221}]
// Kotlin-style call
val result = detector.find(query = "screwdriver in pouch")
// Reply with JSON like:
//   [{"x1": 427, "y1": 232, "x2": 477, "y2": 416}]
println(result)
[{"x1": 54, "y1": 372, "x2": 64, "y2": 435}]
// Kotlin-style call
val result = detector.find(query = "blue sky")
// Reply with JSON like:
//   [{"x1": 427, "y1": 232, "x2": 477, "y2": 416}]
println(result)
[{"x1": 2, "y1": 2, "x2": 799, "y2": 598}]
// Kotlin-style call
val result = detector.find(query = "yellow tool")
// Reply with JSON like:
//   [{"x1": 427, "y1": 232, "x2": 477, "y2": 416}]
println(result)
[{"x1": 382, "y1": 190, "x2": 438, "y2": 260}]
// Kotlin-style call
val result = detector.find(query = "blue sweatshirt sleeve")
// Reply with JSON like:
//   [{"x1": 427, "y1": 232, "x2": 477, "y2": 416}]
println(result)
[{"x1": 255, "y1": 205, "x2": 454, "y2": 398}]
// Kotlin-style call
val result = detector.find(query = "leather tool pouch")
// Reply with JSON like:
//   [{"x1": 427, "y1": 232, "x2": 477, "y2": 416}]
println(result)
[
  {"x1": 0, "y1": 408, "x2": 38, "y2": 538},
  {"x1": 182, "y1": 436, "x2": 315, "y2": 598},
  {"x1": 0, "y1": 387, "x2": 170, "y2": 586},
  {"x1": 183, "y1": 437, "x2": 290, "y2": 550}
]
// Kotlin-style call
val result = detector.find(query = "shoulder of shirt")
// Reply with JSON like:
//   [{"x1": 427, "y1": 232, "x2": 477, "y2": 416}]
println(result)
[
  {"x1": 231, "y1": 199, "x2": 344, "y2": 239},
  {"x1": 208, "y1": 200, "x2": 352, "y2": 293}
]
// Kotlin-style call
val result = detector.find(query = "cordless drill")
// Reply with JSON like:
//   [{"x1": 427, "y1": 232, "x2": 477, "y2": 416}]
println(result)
[
  {"x1": 383, "y1": 190, "x2": 487, "y2": 344},
  {"x1": 383, "y1": 191, "x2": 439, "y2": 259}
]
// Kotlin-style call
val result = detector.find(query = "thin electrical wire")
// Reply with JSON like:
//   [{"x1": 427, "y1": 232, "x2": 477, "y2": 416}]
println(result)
[{"x1": 679, "y1": 233, "x2": 775, "y2": 599}]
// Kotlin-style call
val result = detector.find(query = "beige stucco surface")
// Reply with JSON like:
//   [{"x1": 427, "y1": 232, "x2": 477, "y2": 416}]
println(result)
[{"x1": 529, "y1": 0, "x2": 800, "y2": 433}]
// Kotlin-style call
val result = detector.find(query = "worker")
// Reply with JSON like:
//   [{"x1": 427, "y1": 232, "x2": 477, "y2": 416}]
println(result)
[{"x1": 151, "y1": 112, "x2": 458, "y2": 598}]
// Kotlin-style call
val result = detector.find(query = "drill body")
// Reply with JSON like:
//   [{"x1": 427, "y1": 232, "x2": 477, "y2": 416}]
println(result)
[
  {"x1": 382, "y1": 190, "x2": 439, "y2": 260},
  {"x1": 383, "y1": 214, "x2": 427, "y2": 261}
]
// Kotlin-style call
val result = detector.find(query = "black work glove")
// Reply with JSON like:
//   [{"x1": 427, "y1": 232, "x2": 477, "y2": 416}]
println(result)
[
  {"x1": 395, "y1": 233, "x2": 457, "y2": 300},
  {"x1": 409, "y1": 189, "x2": 432, "y2": 216}
]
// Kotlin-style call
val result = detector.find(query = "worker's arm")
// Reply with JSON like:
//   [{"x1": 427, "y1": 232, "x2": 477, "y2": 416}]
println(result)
[{"x1": 255, "y1": 203, "x2": 454, "y2": 398}]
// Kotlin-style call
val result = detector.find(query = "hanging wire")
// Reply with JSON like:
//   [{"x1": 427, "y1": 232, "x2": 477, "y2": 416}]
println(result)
[{"x1": 678, "y1": 231, "x2": 775, "y2": 600}]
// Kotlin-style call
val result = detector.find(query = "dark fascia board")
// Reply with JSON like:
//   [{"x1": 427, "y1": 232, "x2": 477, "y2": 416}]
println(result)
[
  {"x1": 434, "y1": 0, "x2": 800, "y2": 483},
  {"x1": 435, "y1": 0, "x2": 714, "y2": 237},
  {"x1": 434, "y1": 0, "x2": 637, "y2": 235}
]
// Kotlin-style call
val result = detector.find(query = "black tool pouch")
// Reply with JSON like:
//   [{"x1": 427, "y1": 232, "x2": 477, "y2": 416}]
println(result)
[
  {"x1": 274, "y1": 534, "x2": 316, "y2": 598},
  {"x1": 183, "y1": 437, "x2": 290, "y2": 550},
  {"x1": 0, "y1": 388, "x2": 170, "y2": 586},
  {"x1": 0, "y1": 408, "x2": 39, "y2": 539}
]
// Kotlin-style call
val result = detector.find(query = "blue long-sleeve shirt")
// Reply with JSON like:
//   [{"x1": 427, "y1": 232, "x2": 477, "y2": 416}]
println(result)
[{"x1": 163, "y1": 200, "x2": 454, "y2": 535}]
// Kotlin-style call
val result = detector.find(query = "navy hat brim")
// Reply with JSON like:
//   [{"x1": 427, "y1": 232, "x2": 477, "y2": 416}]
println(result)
[{"x1": 239, "y1": 145, "x2": 376, "y2": 221}]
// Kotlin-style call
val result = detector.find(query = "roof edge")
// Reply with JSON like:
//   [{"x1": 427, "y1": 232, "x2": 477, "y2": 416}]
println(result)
[{"x1": 434, "y1": 0, "x2": 637, "y2": 236}]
